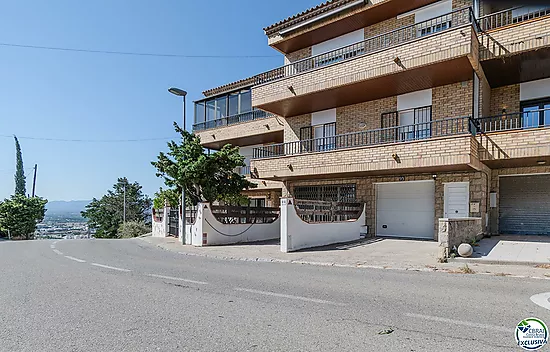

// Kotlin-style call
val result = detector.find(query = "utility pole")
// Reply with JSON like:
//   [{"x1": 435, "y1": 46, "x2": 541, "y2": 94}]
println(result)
[
  {"x1": 168, "y1": 87, "x2": 188, "y2": 245},
  {"x1": 31, "y1": 164, "x2": 37, "y2": 197},
  {"x1": 123, "y1": 183, "x2": 126, "y2": 224}
]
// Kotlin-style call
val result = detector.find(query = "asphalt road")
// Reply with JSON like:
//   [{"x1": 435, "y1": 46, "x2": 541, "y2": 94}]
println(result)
[{"x1": 0, "y1": 239, "x2": 549, "y2": 352}]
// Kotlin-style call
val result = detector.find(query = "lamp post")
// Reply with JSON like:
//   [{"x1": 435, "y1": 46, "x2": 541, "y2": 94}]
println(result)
[{"x1": 168, "y1": 87, "x2": 187, "y2": 244}]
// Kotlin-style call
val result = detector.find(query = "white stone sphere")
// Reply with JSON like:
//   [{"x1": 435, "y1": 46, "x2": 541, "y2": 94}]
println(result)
[{"x1": 458, "y1": 243, "x2": 473, "y2": 257}]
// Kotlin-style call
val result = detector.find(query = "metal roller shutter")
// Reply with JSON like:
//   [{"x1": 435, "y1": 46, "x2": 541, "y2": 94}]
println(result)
[{"x1": 499, "y1": 175, "x2": 550, "y2": 235}]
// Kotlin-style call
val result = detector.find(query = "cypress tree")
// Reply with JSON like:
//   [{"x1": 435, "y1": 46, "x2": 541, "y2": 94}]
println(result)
[{"x1": 14, "y1": 136, "x2": 26, "y2": 196}]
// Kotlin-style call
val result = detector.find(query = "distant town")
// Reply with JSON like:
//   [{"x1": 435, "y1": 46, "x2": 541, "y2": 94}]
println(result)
[{"x1": 36, "y1": 201, "x2": 93, "y2": 239}]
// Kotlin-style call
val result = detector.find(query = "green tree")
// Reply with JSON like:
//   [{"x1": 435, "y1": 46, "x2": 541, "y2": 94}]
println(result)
[
  {"x1": 152, "y1": 123, "x2": 256, "y2": 206},
  {"x1": 0, "y1": 195, "x2": 48, "y2": 240},
  {"x1": 153, "y1": 187, "x2": 180, "y2": 210},
  {"x1": 81, "y1": 178, "x2": 152, "y2": 238},
  {"x1": 14, "y1": 136, "x2": 26, "y2": 196}
]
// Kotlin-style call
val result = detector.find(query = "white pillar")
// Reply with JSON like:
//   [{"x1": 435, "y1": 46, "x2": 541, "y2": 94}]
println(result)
[{"x1": 280, "y1": 198, "x2": 291, "y2": 253}]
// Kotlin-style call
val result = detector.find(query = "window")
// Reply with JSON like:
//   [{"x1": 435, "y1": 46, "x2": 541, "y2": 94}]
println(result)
[
  {"x1": 418, "y1": 20, "x2": 450, "y2": 37},
  {"x1": 249, "y1": 198, "x2": 266, "y2": 208},
  {"x1": 240, "y1": 90, "x2": 252, "y2": 113},
  {"x1": 206, "y1": 100, "x2": 216, "y2": 122},
  {"x1": 521, "y1": 98, "x2": 550, "y2": 128},
  {"x1": 194, "y1": 102, "x2": 205, "y2": 124},
  {"x1": 228, "y1": 92, "x2": 239, "y2": 116},
  {"x1": 215, "y1": 96, "x2": 227, "y2": 119},
  {"x1": 300, "y1": 122, "x2": 336, "y2": 152},
  {"x1": 397, "y1": 106, "x2": 432, "y2": 140},
  {"x1": 294, "y1": 184, "x2": 356, "y2": 202}
]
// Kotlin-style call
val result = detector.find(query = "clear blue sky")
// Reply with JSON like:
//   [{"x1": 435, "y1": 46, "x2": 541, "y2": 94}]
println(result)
[{"x1": 0, "y1": 0, "x2": 320, "y2": 201}]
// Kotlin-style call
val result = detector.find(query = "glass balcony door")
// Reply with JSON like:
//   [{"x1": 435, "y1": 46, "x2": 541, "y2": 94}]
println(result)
[{"x1": 521, "y1": 99, "x2": 550, "y2": 128}]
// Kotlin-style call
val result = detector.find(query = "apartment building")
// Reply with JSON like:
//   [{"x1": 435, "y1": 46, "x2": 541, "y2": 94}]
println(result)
[{"x1": 194, "y1": 0, "x2": 550, "y2": 240}]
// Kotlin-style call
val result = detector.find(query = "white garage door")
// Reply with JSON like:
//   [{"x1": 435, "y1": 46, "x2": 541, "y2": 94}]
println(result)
[{"x1": 376, "y1": 181, "x2": 435, "y2": 239}]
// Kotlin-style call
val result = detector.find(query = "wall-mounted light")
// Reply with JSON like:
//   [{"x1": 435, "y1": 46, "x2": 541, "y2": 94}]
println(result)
[
  {"x1": 264, "y1": 124, "x2": 271, "y2": 130},
  {"x1": 287, "y1": 164, "x2": 294, "y2": 171},
  {"x1": 262, "y1": 181, "x2": 267, "y2": 186},
  {"x1": 538, "y1": 160, "x2": 547, "y2": 166},
  {"x1": 432, "y1": 174, "x2": 437, "y2": 180},
  {"x1": 460, "y1": 30, "x2": 466, "y2": 37},
  {"x1": 392, "y1": 153, "x2": 401, "y2": 163},
  {"x1": 211, "y1": 134, "x2": 216, "y2": 139},
  {"x1": 288, "y1": 85, "x2": 297, "y2": 96},
  {"x1": 393, "y1": 57, "x2": 406, "y2": 69},
  {"x1": 358, "y1": 122, "x2": 367, "y2": 129}
]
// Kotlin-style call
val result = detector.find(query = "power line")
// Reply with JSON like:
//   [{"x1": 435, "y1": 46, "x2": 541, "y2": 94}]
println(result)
[
  {"x1": 0, "y1": 134, "x2": 174, "y2": 143},
  {"x1": 0, "y1": 42, "x2": 280, "y2": 59}
]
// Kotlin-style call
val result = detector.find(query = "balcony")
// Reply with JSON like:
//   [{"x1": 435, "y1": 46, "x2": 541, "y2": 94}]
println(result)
[
  {"x1": 251, "y1": 116, "x2": 480, "y2": 180},
  {"x1": 478, "y1": 6, "x2": 550, "y2": 87},
  {"x1": 252, "y1": 7, "x2": 478, "y2": 117},
  {"x1": 193, "y1": 110, "x2": 284, "y2": 150},
  {"x1": 476, "y1": 109, "x2": 550, "y2": 168},
  {"x1": 235, "y1": 166, "x2": 283, "y2": 191}
]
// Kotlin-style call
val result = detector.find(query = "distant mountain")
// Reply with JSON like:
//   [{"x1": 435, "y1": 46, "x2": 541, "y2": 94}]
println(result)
[{"x1": 46, "y1": 200, "x2": 91, "y2": 215}]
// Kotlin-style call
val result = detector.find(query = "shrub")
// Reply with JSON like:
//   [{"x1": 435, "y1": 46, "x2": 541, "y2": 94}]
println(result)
[{"x1": 117, "y1": 221, "x2": 151, "y2": 239}]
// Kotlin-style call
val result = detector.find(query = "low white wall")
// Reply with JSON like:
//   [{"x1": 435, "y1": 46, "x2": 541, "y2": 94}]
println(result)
[
  {"x1": 152, "y1": 208, "x2": 169, "y2": 238},
  {"x1": 280, "y1": 198, "x2": 366, "y2": 252},
  {"x1": 189, "y1": 203, "x2": 280, "y2": 246}
]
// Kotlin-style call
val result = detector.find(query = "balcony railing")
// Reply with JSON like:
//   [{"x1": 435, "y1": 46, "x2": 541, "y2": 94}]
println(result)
[
  {"x1": 478, "y1": 6, "x2": 550, "y2": 31},
  {"x1": 193, "y1": 110, "x2": 273, "y2": 131},
  {"x1": 253, "y1": 7, "x2": 476, "y2": 86},
  {"x1": 235, "y1": 166, "x2": 251, "y2": 176},
  {"x1": 477, "y1": 108, "x2": 550, "y2": 133},
  {"x1": 253, "y1": 116, "x2": 475, "y2": 159}
]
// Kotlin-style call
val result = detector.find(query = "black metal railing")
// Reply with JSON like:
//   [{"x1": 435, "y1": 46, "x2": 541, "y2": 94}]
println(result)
[
  {"x1": 476, "y1": 108, "x2": 550, "y2": 133},
  {"x1": 193, "y1": 110, "x2": 273, "y2": 131},
  {"x1": 478, "y1": 6, "x2": 550, "y2": 31},
  {"x1": 253, "y1": 116, "x2": 475, "y2": 159},
  {"x1": 210, "y1": 205, "x2": 280, "y2": 224},
  {"x1": 294, "y1": 199, "x2": 363, "y2": 223},
  {"x1": 254, "y1": 7, "x2": 476, "y2": 86}
]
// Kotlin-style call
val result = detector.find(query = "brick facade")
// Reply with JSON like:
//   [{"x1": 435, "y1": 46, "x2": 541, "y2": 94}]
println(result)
[
  {"x1": 282, "y1": 80, "x2": 474, "y2": 141},
  {"x1": 432, "y1": 81, "x2": 473, "y2": 120},
  {"x1": 285, "y1": 170, "x2": 487, "y2": 239},
  {"x1": 285, "y1": 47, "x2": 312, "y2": 63},
  {"x1": 253, "y1": 27, "x2": 474, "y2": 107},
  {"x1": 195, "y1": 116, "x2": 284, "y2": 147},
  {"x1": 364, "y1": 14, "x2": 414, "y2": 38},
  {"x1": 478, "y1": 128, "x2": 550, "y2": 160},
  {"x1": 336, "y1": 96, "x2": 397, "y2": 134},
  {"x1": 251, "y1": 135, "x2": 476, "y2": 179},
  {"x1": 489, "y1": 84, "x2": 520, "y2": 116}
]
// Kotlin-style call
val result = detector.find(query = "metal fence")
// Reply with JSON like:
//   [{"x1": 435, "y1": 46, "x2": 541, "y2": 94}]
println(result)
[
  {"x1": 254, "y1": 7, "x2": 475, "y2": 85},
  {"x1": 168, "y1": 209, "x2": 179, "y2": 237},
  {"x1": 210, "y1": 205, "x2": 280, "y2": 224},
  {"x1": 476, "y1": 108, "x2": 550, "y2": 133},
  {"x1": 193, "y1": 110, "x2": 273, "y2": 131},
  {"x1": 294, "y1": 199, "x2": 364, "y2": 223},
  {"x1": 478, "y1": 6, "x2": 550, "y2": 31},
  {"x1": 253, "y1": 116, "x2": 475, "y2": 159}
]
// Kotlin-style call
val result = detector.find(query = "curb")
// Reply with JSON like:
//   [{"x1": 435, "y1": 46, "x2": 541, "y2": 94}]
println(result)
[
  {"x1": 138, "y1": 238, "x2": 550, "y2": 281},
  {"x1": 450, "y1": 257, "x2": 550, "y2": 267}
]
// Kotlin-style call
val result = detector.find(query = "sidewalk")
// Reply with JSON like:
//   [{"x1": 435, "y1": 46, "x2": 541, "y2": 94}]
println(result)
[
  {"x1": 139, "y1": 236, "x2": 550, "y2": 280},
  {"x1": 450, "y1": 235, "x2": 550, "y2": 266}
]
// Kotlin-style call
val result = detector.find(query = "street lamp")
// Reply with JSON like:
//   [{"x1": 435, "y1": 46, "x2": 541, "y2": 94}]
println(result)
[{"x1": 168, "y1": 87, "x2": 187, "y2": 245}]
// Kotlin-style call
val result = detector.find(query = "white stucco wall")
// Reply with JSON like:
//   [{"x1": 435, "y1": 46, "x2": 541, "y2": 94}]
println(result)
[
  {"x1": 280, "y1": 198, "x2": 366, "y2": 252},
  {"x1": 189, "y1": 203, "x2": 280, "y2": 246},
  {"x1": 152, "y1": 208, "x2": 169, "y2": 238}
]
